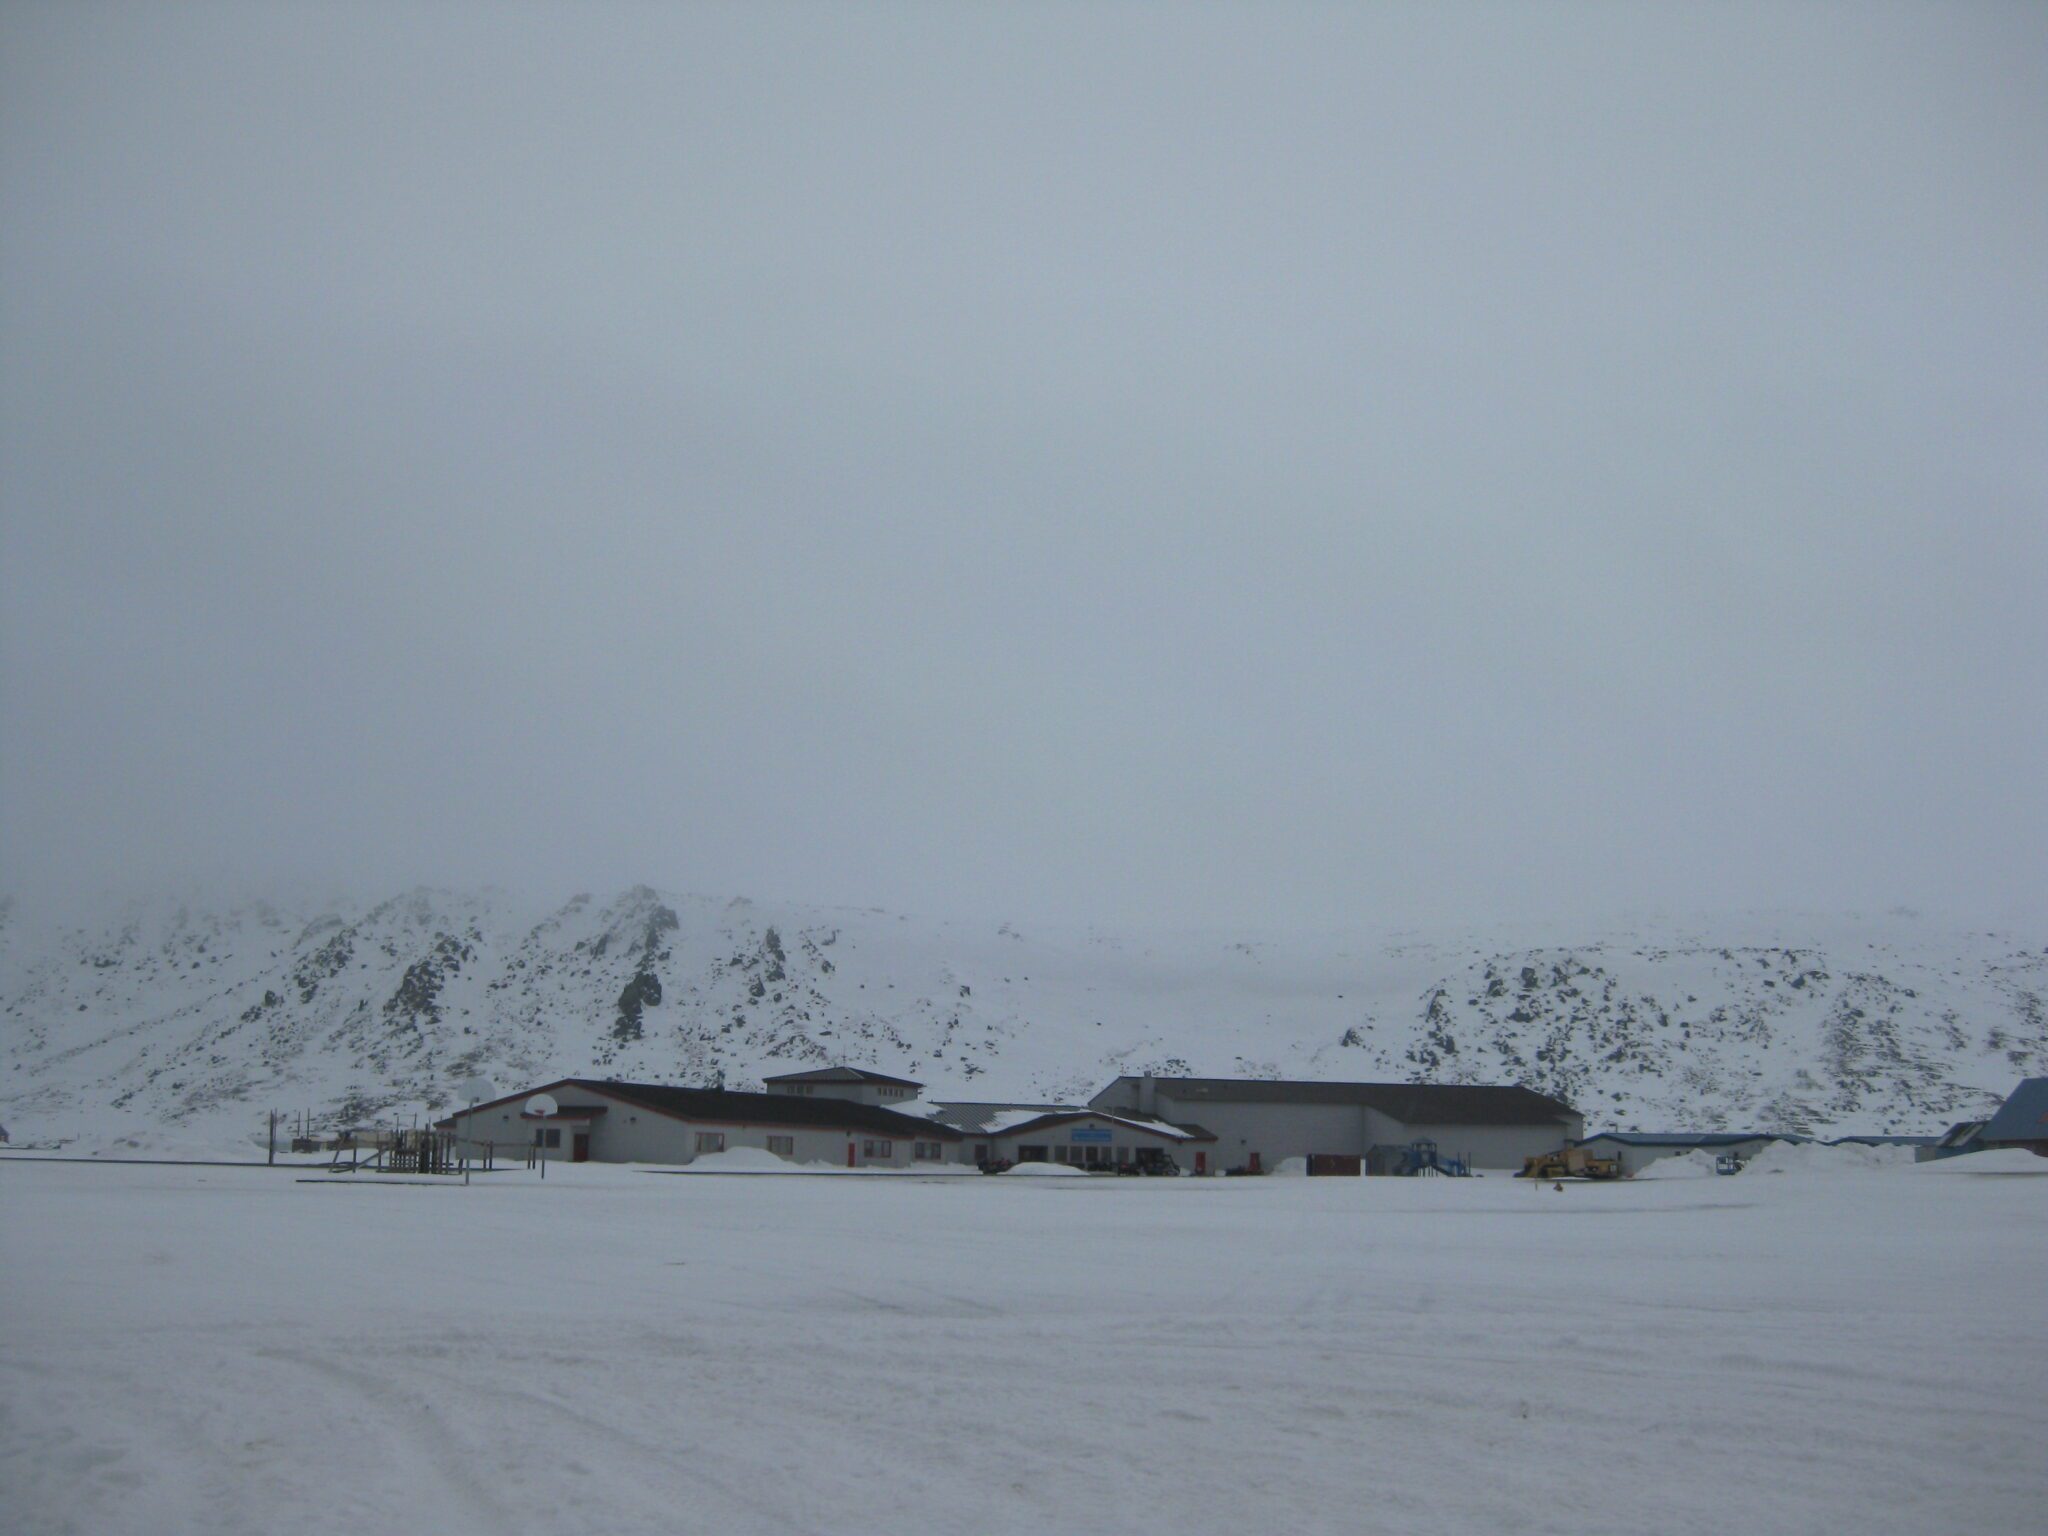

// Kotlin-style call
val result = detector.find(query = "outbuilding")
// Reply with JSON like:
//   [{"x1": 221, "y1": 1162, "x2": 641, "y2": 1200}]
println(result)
[{"x1": 439, "y1": 1078, "x2": 961, "y2": 1168}]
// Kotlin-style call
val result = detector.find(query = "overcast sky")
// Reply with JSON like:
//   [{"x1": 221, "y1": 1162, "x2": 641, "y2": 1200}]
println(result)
[{"x1": 2, "y1": 2, "x2": 2044, "y2": 930}]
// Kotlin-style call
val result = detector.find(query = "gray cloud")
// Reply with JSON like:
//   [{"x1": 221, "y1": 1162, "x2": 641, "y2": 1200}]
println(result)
[{"x1": 3, "y1": 2, "x2": 2045, "y2": 927}]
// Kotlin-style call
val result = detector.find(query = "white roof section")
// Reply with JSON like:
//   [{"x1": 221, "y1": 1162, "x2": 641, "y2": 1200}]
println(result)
[
  {"x1": 930, "y1": 1102, "x2": 1207, "y2": 1141},
  {"x1": 927, "y1": 1101, "x2": 1075, "y2": 1134}
]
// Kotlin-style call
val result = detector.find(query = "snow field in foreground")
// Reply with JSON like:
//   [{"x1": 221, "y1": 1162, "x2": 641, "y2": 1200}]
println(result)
[{"x1": 1, "y1": 1160, "x2": 2042, "y2": 1536}]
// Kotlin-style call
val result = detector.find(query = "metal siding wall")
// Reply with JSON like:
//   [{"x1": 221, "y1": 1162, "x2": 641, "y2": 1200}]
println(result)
[
  {"x1": 1385, "y1": 1121, "x2": 1566, "y2": 1171},
  {"x1": 1153, "y1": 1098, "x2": 1368, "y2": 1166},
  {"x1": 1087, "y1": 1079, "x2": 1137, "y2": 1112},
  {"x1": 1146, "y1": 1096, "x2": 1577, "y2": 1171}
]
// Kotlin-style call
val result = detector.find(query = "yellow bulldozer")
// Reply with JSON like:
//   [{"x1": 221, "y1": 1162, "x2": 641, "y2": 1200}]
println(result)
[{"x1": 1519, "y1": 1145, "x2": 1623, "y2": 1180}]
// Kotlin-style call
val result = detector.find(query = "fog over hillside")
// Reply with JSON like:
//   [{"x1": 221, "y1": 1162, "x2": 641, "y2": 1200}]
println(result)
[
  {"x1": 4, "y1": 5, "x2": 2046, "y2": 943},
  {"x1": 3, "y1": 7, "x2": 2042, "y2": 1148},
  {"x1": 2, "y1": 885, "x2": 2039, "y2": 1153}
]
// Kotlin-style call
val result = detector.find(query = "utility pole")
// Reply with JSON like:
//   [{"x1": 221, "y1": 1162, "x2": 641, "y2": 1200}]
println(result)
[{"x1": 267, "y1": 1110, "x2": 276, "y2": 1166}]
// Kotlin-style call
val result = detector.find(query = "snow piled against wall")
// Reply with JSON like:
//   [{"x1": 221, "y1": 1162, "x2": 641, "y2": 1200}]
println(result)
[
  {"x1": 1744, "y1": 1141, "x2": 1921, "y2": 1175},
  {"x1": 1634, "y1": 1148, "x2": 1723, "y2": 1179}
]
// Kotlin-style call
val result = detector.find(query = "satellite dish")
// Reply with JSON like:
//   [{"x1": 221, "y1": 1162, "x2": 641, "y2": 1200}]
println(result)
[
  {"x1": 458, "y1": 1075, "x2": 496, "y2": 1105},
  {"x1": 524, "y1": 1092, "x2": 559, "y2": 1119}
]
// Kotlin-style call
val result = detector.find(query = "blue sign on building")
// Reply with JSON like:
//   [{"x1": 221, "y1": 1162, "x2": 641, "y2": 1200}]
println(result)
[{"x1": 1070, "y1": 1127, "x2": 1113, "y2": 1144}]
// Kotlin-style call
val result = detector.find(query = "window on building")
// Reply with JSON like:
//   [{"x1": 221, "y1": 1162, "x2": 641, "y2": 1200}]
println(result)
[
  {"x1": 766, "y1": 1135, "x2": 794, "y2": 1157},
  {"x1": 913, "y1": 1141, "x2": 942, "y2": 1160},
  {"x1": 1018, "y1": 1144, "x2": 1047, "y2": 1161},
  {"x1": 861, "y1": 1139, "x2": 893, "y2": 1158},
  {"x1": 974, "y1": 1143, "x2": 990, "y2": 1165},
  {"x1": 535, "y1": 1127, "x2": 561, "y2": 1148},
  {"x1": 1053, "y1": 1145, "x2": 1069, "y2": 1163},
  {"x1": 695, "y1": 1132, "x2": 725, "y2": 1154}
]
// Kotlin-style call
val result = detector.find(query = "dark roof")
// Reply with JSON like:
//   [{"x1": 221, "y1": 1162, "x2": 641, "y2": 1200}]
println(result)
[
  {"x1": 448, "y1": 1079, "x2": 959, "y2": 1139},
  {"x1": 999, "y1": 1110, "x2": 1215, "y2": 1143},
  {"x1": 1112, "y1": 1076, "x2": 1578, "y2": 1126},
  {"x1": 1981, "y1": 1077, "x2": 2048, "y2": 1144},
  {"x1": 760, "y1": 1066, "x2": 924, "y2": 1088},
  {"x1": 1577, "y1": 1131, "x2": 1798, "y2": 1148},
  {"x1": 1826, "y1": 1134, "x2": 1937, "y2": 1147}
]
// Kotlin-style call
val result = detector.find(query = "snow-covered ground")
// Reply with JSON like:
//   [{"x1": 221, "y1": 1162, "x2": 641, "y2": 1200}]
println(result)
[{"x1": 3, "y1": 1157, "x2": 2042, "y2": 1535}]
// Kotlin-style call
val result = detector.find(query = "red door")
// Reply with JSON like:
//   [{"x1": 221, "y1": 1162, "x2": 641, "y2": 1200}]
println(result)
[
  {"x1": 572, "y1": 1132, "x2": 590, "y2": 1163},
  {"x1": 847, "y1": 1142, "x2": 857, "y2": 1168},
  {"x1": 1248, "y1": 1152, "x2": 1261, "y2": 1174},
  {"x1": 1194, "y1": 1151, "x2": 1206, "y2": 1175}
]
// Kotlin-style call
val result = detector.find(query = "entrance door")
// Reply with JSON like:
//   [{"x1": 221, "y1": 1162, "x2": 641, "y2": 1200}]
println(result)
[
  {"x1": 847, "y1": 1142, "x2": 857, "y2": 1168},
  {"x1": 1248, "y1": 1152, "x2": 1261, "y2": 1174},
  {"x1": 572, "y1": 1132, "x2": 590, "y2": 1163},
  {"x1": 1194, "y1": 1151, "x2": 1206, "y2": 1175}
]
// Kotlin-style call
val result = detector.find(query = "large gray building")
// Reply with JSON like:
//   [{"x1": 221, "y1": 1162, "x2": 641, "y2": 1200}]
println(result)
[{"x1": 1087, "y1": 1075, "x2": 1583, "y2": 1173}]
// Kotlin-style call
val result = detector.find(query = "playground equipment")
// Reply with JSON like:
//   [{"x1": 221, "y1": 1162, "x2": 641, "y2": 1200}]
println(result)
[
  {"x1": 1394, "y1": 1138, "x2": 1471, "y2": 1177},
  {"x1": 325, "y1": 1127, "x2": 472, "y2": 1175}
]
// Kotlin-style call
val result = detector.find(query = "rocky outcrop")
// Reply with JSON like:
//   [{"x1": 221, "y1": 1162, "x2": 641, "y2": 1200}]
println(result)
[{"x1": 1, "y1": 889, "x2": 2039, "y2": 1144}]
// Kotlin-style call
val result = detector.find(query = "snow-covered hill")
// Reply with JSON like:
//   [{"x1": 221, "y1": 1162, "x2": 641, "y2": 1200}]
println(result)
[{"x1": 2, "y1": 887, "x2": 2041, "y2": 1153}]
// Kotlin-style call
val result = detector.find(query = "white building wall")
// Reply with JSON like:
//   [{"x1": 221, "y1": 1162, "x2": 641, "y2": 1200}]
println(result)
[
  {"x1": 445, "y1": 1087, "x2": 954, "y2": 1168},
  {"x1": 1149, "y1": 1097, "x2": 1367, "y2": 1170},
  {"x1": 448, "y1": 1102, "x2": 583, "y2": 1163},
  {"x1": 1384, "y1": 1121, "x2": 1575, "y2": 1171}
]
